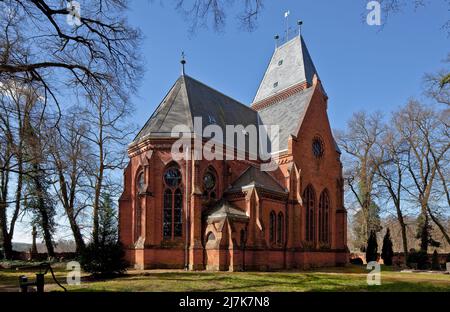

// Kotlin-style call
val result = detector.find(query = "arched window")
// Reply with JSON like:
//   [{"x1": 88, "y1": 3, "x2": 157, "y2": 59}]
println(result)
[
  {"x1": 269, "y1": 211, "x2": 276, "y2": 243},
  {"x1": 303, "y1": 185, "x2": 316, "y2": 242},
  {"x1": 312, "y1": 137, "x2": 324, "y2": 159},
  {"x1": 163, "y1": 164, "x2": 182, "y2": 239},
  {"x1": 240, "y1": 229, "x2": 247, "y2": 247},
  {"x1": 135, "y1": 171, "x2": 144, "y2": 239},
  {"x1": 137, "y1": 172, "x2": 145, "y2": 193},
  {"x1": 277, "y1": 212, "x2": 284, "y2": 244},
  {"x1": 202, "y1": 167, "x2": 217, "y2": 200},
  {"x1": 319, "y1": 190, "x2": 330, "y2": 244}
]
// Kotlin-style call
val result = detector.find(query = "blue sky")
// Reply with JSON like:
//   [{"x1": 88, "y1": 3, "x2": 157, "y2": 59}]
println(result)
[{"x1": 127, "y1": 0, "x2": 449, "y2": 131}]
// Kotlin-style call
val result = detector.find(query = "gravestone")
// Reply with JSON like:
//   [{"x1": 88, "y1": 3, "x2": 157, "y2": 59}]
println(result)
[{"x1": 446, "y1": 262, "x2": 450, "y2": 273}]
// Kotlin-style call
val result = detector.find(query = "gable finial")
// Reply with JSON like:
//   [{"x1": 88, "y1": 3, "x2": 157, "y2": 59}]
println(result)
[
  {"x1": 297, "y1": 20, "x2": 303, "y2": 37},
  {"x1": 180, "y1": 51, "x2": 186, "y2": 76},
  {"x1": 274, "y1": 34, "x2": 280, "y2": 49}
]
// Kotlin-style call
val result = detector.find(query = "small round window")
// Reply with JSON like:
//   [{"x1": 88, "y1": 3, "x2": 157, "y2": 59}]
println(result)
[
  {"x1": 312, "y1": 137, "x2": 324, "y2": 158},
  {"x1": 164, "y1": 167, "x2": 181, "y2": 188}
]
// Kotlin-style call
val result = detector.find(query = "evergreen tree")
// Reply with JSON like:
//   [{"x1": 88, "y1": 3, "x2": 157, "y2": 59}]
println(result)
[
  {"x1": 98, "y1": 193, "x2": 118, "y2": 246},
  {"x1": 23, "y1": 166, "x2": 56, "y2": 257},
  {"x1": 416, "y1": 213, "x2": 440, "y2": 252},
  {"x1": 381, "y1": 228, "x2": 394, "y2": 266},
  {"x1": 80, "y1": 192, "x2": 127, "y2": 276},
  {"x1": 366, "y1": 230, "x2": 378, "y2": 263}
]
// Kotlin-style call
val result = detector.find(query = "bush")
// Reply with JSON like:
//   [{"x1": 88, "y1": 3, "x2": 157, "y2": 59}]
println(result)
[
  {"x1": 381, "y1": 228, "x2": 394, "y2": 266},
  {"x1": 350, "y1": 257, "x2": 364, "y2": 265},
  {"x1": 79, "y1": 241, "x2": 128, "y2": 277},
  {"x1": 431, "y1": 250, "x2": 441, "y2": 270},
  {"x1": 407, "y1": 250, "x2": 429, "y2": 270},
  {"x1": 366, "y1": 231, "x2": 378, "y2": 263}
]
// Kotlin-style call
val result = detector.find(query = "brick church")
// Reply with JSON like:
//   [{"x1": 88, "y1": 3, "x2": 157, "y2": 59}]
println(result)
[{"x1": 119, "y1": 35, "x2": 349, "y2": 271}]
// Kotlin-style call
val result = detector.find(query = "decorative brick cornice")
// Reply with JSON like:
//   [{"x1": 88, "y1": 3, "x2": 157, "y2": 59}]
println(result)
[{"x1": 251, "y1": 81, "x2": 309, "y2": 111}]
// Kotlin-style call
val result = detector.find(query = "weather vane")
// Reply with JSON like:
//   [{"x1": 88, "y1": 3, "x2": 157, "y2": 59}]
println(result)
[{"x1": 284, "y1": 10, "x2": 290, "y2": 42}]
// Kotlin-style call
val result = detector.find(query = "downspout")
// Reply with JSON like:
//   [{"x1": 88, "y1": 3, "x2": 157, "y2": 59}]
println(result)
[
  {"x1": 184, "y1": 145, "x2": 190, "y2": 270},
  {"x1": 284, "y1": 200, "x2": 289, "y2": 269}
]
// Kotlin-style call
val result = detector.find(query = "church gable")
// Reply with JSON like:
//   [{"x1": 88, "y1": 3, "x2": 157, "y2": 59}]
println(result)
[{"x1": 293, "y1": 81, "x2": 340, "y2": 161}]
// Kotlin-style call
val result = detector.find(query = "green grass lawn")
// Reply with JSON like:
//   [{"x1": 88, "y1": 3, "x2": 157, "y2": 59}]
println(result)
[{"x1": 1, "y1": 265, "x2": 449, "y2": 292}]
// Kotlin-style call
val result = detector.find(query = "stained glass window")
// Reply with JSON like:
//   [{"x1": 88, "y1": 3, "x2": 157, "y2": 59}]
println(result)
[{"x1": 303, "y1": 185, "x2": 316, "y2": 242}]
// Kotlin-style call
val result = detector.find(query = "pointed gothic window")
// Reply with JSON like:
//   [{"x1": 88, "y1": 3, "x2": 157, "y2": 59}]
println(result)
[
  {"x1": 277, "y1": 212, "x2": 284, "y2": 244},
  {"x1": 137, "y1": 172, "x2": 145, "y2": 193},
  {"x1": 269, "y1": 211, "x2": 276, "y2": 243},
  {"x1": 312, "y1": 137, "x2": 324, "y2": 158},
  {"x1": 303, "y1": 185, "x2": 316, "y2": 242},
  {"x1": 135, "y1": 171, "x2": 144, "y2": 239},
  {"x1": 163, "y1": 165, "x2": 182, "y2": 239},
  {"x1": 319, "y1": 190, "x2": 330, "y2": 244}
]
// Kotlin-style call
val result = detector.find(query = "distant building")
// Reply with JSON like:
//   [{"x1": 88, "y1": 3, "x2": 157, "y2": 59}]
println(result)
[{"x1": 119, "y1": 36, "x2": 348, "y2": 270}]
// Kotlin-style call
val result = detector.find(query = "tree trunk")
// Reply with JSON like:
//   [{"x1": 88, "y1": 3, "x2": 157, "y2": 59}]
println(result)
[
  {"x1": 55, "y1": 165, "x2": 85, "y2": 253},
  {"x1": 0, "y1": 202, "x2": 13, "y2": 259},
  {"x1": 92, "y1": 171, "x2": 103, "y2": 246},
  {"x1": 67, "y1": 211, "x2": 85, "y2": 253},
  {"x1": 33, "y1": 164, "x2": 55, "y2": 257},
  {"x1": 395, "y1": 204, "x2": 409, "y2": 263},
  {"x1": 427, "y1": 205, "x2": 450, "y2": 245}
]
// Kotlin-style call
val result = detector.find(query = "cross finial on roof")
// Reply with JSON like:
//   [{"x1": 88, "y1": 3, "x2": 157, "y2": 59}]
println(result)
[{"x1": 181, "y1": 51, "x2": 186, "y2": 76}]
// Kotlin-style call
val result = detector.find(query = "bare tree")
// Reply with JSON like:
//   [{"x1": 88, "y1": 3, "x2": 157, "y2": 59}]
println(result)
[
  {"x1": 174, "y1": 0, "x2": 264, "y2": 32},
  {"x1": 0, "y1": 0, "x2": 142, "y2": 120},
  {"x1": 0, "y1": 0, "x2": 141, "y2": 255},
  {"x1": 48, "y1": 110, "x2": 92, "y2": 253},
  {"x1": 21, "y1": 100, "x2": 57, "y2": 257},
  {"x1": 336, "y1": 111, "x2": 385, "y2": 241},
  {"x1": 373, "y1": 124, "x2": 409, "y2": 259},
  {"x1": 81, "y1": 87, "x2": 136, "y2": 246},
  {"x1": 394, "y1": 100, "x2": 450, "y2": 250},
  {"x1": 0, "y1": 80, "x2": 37, "y2": 258},
  {"x1": 373, "y1": 0, "x2": 450, "y2": 34}
]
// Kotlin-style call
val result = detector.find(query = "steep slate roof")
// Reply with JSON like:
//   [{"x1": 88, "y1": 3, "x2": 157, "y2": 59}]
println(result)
[
  {"x1": 253, "y1": 36, "x2": 319, "y2": 103},
  {"x1": 228, "y1": 165, "x2": 287, "y2": 193},
  {"x1": 133, "y1": 75, "x2": 259, "y2": 144},
  {"x1": 257, "y1": 86, "x2": 315, "y2": 151},
  {"x1": 204, "y1": 199, "x2": 249, "y2": 222}
]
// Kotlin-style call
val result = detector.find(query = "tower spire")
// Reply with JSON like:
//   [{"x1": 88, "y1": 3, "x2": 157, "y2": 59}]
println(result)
[{"x1": 180, "y1": 51, "x2": 186, "y2": 76}]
